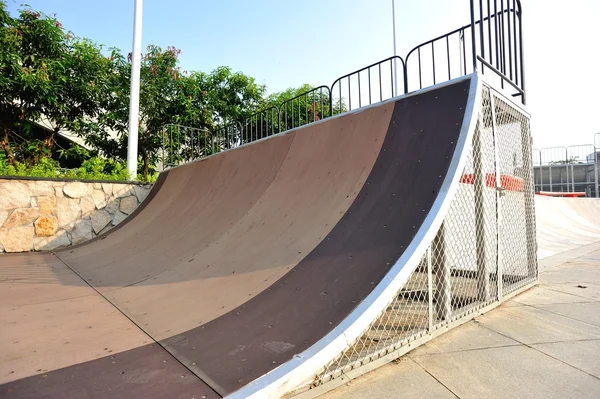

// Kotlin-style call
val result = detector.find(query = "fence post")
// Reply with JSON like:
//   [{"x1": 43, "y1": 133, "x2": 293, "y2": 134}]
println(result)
[
  {"x1": 594, "y1": 133, "x2": 600, "y2": 198},
  {"x1": 474, "y1": 100, "x2": 490, "y2": 303},
  {"x1": 427, "y1": 247, "x2": 434, "y2": 333},
  {"x1": 433, "y1": 223, "x2": 451, "y2": 322},
  {"x1": 470, "y1": 0, "x2": 478, "y2": 72},
  {"x1": 517, "y1": 0, "x2": 526, "y2": 104}
]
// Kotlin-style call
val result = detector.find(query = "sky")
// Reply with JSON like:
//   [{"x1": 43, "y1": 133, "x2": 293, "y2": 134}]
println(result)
[{"x1": 4, "y1": 0, "x2": 600, "y2": 149}]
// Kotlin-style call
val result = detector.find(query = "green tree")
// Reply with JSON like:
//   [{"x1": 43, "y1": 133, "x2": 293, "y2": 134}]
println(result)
[
  {"x1": 0, "y1": 3, "x2": 68, "y2": 164},
  {"x1": 85, "y1": 48, "x2": 268, "y2": 179},
  {"x1": 0, "y1": 3, "x2": 114, "y2": 167},
  {"x1": 43, "y1": 37, "x2": 115, "y2": 155}
]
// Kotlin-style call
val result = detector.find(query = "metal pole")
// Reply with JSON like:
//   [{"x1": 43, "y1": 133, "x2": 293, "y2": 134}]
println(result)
[
  {"x1": 127, "y1": 0, "x2": 143, "y2": 180},
  {"x1": 595, "y1": 134, "x2": 599, "y2": 198},
  {"x1": 392, "y1": 0, "x2": 399, "y2": 96},
  {"x1": 571, "y1": 164, "x2": 575, "y2": 192},
  {"x1": 433, "y1": 223, "x2": 451, "y2": 322},
  {"x1": 470, "y1": 0, "x2": 478, "y2": 72}
]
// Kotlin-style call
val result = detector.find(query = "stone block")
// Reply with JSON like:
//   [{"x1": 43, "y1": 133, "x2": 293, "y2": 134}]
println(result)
[
  {"x1": 34, "y1": 216, "x2": 59, "y2": 237},
  {"x1": 33, "y1": 230, "x2": 71, "y2": 251},
  {"x1": 80, "y1": 196, "x2": 95, "y2": 216},
  {"x1": 91, "y1": 210, "x2": 111, "y2": 234},
  {"x1": 91, "y1": 189, "x2": 107, "y2": 209},
  {"x1": 0, "y1": 210, "x2": 9, "y2": 227},
  {"x1": 102, "y1": 183, "x2": 113, "y2": 196},
  {"x1": 134, "y1": 185, "x2": 151, "y2": 202},
  {"x1": 112, "y1": 211, "x2": 128, "y2": 226},
  {"x1": 0, "y1": 226, "x2": 34, "y2": 252},
  {"x1": 56, "y1": 197, "x2": 81, "y2": 231},
  {"x1": 104, "y1": 197, "x2": 119, "y2": 214},
  {"x1": 27, "y1": 180, "x2": 55, "y2": 196},
  {"x1": 36, "y1": 195, "x2": 57, "y2": 216},
  {"x1": 63, "y1": 182, "x2": 91, "y2": 199},
  {"x1": 119, "y1": 195, "x2": 138, "y2": 215},
  {"x1": 71, "y1": 219, "x2": 93, "y2": 244},
  {"x1": 3, "y1": 208, "x2": 39, "y2": 228},
  {"x1": 0, "y1": 181, "x2": 30, "y2": 209}
]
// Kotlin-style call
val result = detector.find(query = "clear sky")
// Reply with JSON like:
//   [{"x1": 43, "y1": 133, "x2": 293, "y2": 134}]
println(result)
[{"x1": 4, "y1": 0, "x2": 600, "y2": 149}]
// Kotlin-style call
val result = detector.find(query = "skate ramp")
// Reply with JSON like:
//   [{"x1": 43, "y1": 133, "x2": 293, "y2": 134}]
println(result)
[
  {"x1": 1, "y1": 76, "x2": 478, "y2": 398},
  {"x1": 536, "y1": 195, "x2": 600, "y2": 259}
]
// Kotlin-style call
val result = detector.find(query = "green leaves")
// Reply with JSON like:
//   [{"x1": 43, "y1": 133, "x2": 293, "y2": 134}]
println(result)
[{"x1": 0, "y1": 1, "x2": 333, "y2": 183}]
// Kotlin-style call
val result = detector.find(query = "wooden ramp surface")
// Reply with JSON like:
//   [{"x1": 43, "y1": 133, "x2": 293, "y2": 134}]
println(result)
[{"x1": 0, "y1": 77, "x2": 472, "y2": 398}]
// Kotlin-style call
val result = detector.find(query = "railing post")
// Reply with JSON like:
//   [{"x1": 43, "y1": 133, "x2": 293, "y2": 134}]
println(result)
[
  {"x1": 427, "y1": 247, "x2": 434, "y2": 333},
  {"x1": 595, "y1": 134, "x2": 599, "y2": 198},
  {"x1": 473, "y1": 107, "x2": 491, "y2": 303},
  {"x1": 403, "y1": 60, "x2": 408, "y2": 94},
  {"x1": 490, "y1": 93, "x2": 502, "y2": 301},
  {"x1": 470, "y1": 0, "x2": 478, "y2": 72},
  {"x1": 517, "y1": 0, "x2": 526, "y2": 104},
  {"x1": 433, "y1": 223, "x2": 451, "y2": 322}
]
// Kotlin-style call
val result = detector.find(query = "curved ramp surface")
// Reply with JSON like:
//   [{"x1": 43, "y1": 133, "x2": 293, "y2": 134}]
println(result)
[
  {"x1": 536, "y1": 195, "x2": 600, "y2": 259},
  {"x1": 0, "y1": 76, "x2": 477, "y2": 398}
]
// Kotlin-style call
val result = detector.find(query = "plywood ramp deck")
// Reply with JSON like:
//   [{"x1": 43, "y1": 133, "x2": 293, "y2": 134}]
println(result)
[{"x1": 1, "y1": 77, "x2": 474, "y2": 398}]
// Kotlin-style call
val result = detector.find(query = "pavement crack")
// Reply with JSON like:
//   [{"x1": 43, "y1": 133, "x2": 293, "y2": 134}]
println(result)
[{"x1": 409, "y1": 356, "x2": 460, "y2": 398}]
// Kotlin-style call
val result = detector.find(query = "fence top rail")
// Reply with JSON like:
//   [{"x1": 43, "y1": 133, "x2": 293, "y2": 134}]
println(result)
[
  {"x1": 161, "y1": 124, "x2": 210, "y2": 133},
  {"x1": 279, "y1": 85, "x2": 332, "y2": 109},
  {"x1": 242, "y1": 105, "x2": 280, "y2": 123},
  {"x1": 330, "y1": 55, "x2": 405, "y2": 90},
  {"x1": 405, "y1": 6, "x2": 518, "y2": 62},
  {"x1": 162, "y1": 0, "x2": 529, "y2": 169}
]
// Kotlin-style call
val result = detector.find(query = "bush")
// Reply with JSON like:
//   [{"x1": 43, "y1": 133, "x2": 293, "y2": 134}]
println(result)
[{"x1": 0, "y1": 154, "x2": 137, "y2": 181}]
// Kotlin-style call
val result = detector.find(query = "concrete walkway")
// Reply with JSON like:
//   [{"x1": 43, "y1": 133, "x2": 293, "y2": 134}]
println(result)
[{"x1": 321, "y1": 242, "x2": 600, "y2": 399}]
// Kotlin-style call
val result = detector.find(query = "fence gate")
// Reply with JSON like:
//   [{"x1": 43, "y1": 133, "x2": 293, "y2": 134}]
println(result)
[{"x1": 486, "y1": 87, "x2": 537, "y2": 297}]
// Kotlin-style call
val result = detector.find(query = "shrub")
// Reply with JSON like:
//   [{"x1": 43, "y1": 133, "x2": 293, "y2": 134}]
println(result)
[{"x1": 0, "y1": 155, "x2": 138, "y2": 181}]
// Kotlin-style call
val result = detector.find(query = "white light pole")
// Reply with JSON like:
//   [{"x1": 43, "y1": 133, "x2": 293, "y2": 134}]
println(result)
[
  {"x1": 392, "y1": 0, "x2": 399, "y2": 96},
  {"x1": 127, "y1": 0, "x2": 143, "y2": 180}
]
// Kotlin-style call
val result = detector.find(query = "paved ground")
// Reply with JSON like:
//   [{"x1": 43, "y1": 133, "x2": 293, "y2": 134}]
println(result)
[{"x1": 321, "y1": 241, "x2": 600, "y2": 399}]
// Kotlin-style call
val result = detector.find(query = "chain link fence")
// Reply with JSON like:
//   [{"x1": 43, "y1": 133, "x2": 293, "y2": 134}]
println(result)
[{"x1": 306, "y1": 83, "x2": 537, "y2": 394}]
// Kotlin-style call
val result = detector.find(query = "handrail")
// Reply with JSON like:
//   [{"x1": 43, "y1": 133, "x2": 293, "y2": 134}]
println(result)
[
  {"x1": 278, "y1": 86, "x2": 331, "y2": 131},
  {"x1": 165, "y1": 0, "x2": 526, "y2": 168},
  {"x1": 330, "y1": 55, "x2": 407, "y2": 98}
]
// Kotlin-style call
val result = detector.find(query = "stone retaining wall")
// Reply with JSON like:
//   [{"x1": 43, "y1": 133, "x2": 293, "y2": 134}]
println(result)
[{"x1": 0, "y1": 179, "x2": 153, "y2": 253}]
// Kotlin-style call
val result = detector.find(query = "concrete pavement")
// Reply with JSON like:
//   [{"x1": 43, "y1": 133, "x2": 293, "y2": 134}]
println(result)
[{"x1": 321, "y1": 242, "x2": 600, "y2": 399}]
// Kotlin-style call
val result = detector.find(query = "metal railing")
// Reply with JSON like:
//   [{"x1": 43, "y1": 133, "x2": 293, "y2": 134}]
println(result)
[
  {"x1": 240, "y1": 106, "x2": 280, "y2": 145},
  {"x1": 279, "y1": 86, "x2": 332, "y2": 131},
  {"x1": 472, "y1": 0, "x2": 525, "y2": 102},
  {"x1": 159, "y1": 124, "x2": 212, "y2": 170},
  {"x1": 161, "y1": 0, "x2": 525, "y2": 169},
  {"x1": 532, "y1": 137, "x2": 600, "y2": 197},
  {"x1": 405, "y1": 0, "x2": 524, "y2": 101},
  {"x1": 330, "y1": 56, "x2": 405, "y2": 113}
]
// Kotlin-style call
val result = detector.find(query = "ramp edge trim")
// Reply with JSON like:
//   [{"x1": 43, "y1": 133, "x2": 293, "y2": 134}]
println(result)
[{"x1": 227, "y1": 73, "x2": 483, "y2": 399}]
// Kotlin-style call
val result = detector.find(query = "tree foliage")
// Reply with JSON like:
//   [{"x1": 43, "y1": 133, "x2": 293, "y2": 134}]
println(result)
[{"x1": 0, "y1": 1, "x2": 351, "y2": 182}]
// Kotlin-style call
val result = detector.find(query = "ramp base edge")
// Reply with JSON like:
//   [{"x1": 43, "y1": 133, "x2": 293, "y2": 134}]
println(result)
[{"x1": 286, "y1": 280, "x2": 538, "y2": 399}]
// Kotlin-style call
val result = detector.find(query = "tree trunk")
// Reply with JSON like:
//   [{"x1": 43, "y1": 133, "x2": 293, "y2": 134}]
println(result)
[
  {"x1": 43, "y1": 128, "x2": 58, "y2": 158},
  {"x1": 1, "y1": 127, "x2": 16, "y2": 166},
  {"x1": 142, "y1": 150, "x2": 149, "y2": 182}
]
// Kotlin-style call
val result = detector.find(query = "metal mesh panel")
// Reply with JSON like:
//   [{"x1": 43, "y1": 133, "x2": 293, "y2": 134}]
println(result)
[
  {"x1": 433, "y1": 86, "x2": 499, "y2": 326},
  {"x1": 491, "y1": 92, "x2": 537, "y2": 295},
  {"x1": 310, "y1": 83, "x2": 537, "y2": 391},
  {"x1": 315, "y1": 253, "x2": 430, "y2": 385}
]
